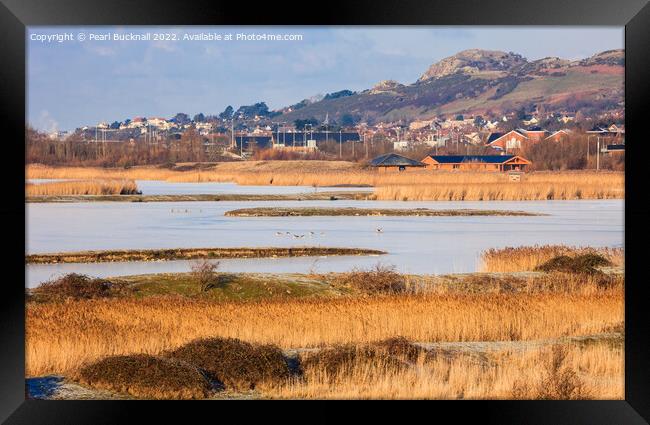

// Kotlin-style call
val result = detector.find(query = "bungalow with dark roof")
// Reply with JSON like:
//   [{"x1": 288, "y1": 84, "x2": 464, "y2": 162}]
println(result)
[
  {"x1": 421, "y1": 154, "x2": 532, "y2": 172},
  {"x1": 369, "y1": 153, "x2": 426, "y2": 172}
]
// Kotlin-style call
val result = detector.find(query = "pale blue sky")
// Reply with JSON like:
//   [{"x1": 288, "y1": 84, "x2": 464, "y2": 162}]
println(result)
[{"x1": 27, "y1": 26, "x2": 623, "y2": 131}]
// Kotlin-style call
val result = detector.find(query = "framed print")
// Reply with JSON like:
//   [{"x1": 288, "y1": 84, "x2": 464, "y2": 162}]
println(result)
[{"x1": 1, "y1": 0, "x2": 649, "y2": 422}]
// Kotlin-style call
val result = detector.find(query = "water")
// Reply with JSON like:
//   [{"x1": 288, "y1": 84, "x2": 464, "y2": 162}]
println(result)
[
  {"x1": 25, "y1": 199, "x2": 624, "y2": 288},
  {"x1": 28, "y1": 179, "x2": 372, "y2": 195}
]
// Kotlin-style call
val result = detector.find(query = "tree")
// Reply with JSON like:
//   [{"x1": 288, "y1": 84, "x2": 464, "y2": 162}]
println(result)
[
  {"x1": 455, "y1": 114, "x2": 464, "y2": 121},
  {"x1": 190, "y1": 259, "x2": 219, "y2": 292},
  {"x1": 473, "y1": 116, "x2": 485, "y2": 128},
  {"x1": 219, "y1": 105, "x2": 233, "y2": 120},
  {"x1": 340, "y1": 114, "x2": 358, "y2": 127},
  {"x1": 172, "y1": 113, "x2": 191, "y2": 125},
  {"x1": 110, "y1": 121, "x2": 121, "y2": 129},
  {"x1": 294, "y1": 118, "x2": 319, "y2": 130},
  {"x1": 193, "y1": 113, "x2": 206, "y2": 123}
]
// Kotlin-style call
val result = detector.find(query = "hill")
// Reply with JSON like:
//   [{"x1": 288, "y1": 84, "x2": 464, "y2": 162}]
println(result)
[{"x1": 277, "y1": 49, "x2": 624, "y2": 124}]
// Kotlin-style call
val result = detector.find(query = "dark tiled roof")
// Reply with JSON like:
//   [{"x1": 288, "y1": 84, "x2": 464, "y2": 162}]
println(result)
[
  {"x1": 426, "y1": 155, "x2": 516, "y2": 164},
  {"x1": 525, "y1": 126, "x2": 546, "y2": 132},
  {"x1": 587, "y1": 126, "x2": 607, "y2": 133},
  {"x1": 606, "y1": 144, "x2": 625, "y2": 150},
  {"x1": 370, "y1": 153, "x2": 425, "y2": 167},
  {"x1": 486, "y1": 132, "x2": 504, "y2": 143}
]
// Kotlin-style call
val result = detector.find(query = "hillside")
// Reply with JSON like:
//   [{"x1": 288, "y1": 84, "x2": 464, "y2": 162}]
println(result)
[{"x1": 278, "y1": 49, "x2": 624, "y2": 124}]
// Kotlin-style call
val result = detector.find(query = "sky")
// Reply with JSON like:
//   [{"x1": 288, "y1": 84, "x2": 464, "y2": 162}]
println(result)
[{"x1": 27, "y1": 26, "x2": 624, "y2": 132}]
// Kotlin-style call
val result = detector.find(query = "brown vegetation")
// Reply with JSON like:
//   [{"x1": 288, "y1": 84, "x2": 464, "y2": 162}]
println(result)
[
  {"x1": 26, "y1": 289, "x2": 622, "y2": 377},
  {"x1": 224, "y1": 207, "x2": 540, "y2": 217},
  {"x1": 26, "y1": 247, "x2": 385, "y2": 264},
  {"x1": 330, "y1": 263, "x2": 408, "y2": 295},
  {"x1": 73, "y1": 354, "x2": 212, "y2": 399},
  {"x1": 29, "y1": 273, "x2": 131, "y2": 303},
  {"x1": 164, "y1": 337, "x2": 290, "y2": 391},
  {"x1": 270, "y1": 341, "x2": 621, "y2": 399},
  {"x1": 26, "y1": 179, "x2": 140, "y2": 196},
  {"x1": 481, "y1": 245, "x2": 623, "y2": 273},
  {"x1": 27, "y1": 163, "x2": 624, "y2": 201}
]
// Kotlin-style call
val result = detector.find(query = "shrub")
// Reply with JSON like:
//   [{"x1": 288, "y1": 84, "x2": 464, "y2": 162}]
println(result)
[
  {"x1": 300, "y1": 337, "x2": 422, "y2": 379},
  {"x1": 30, "y1": 273, "x2": 131, "y2": 302},
  {"x1": 300, "y1": 345, "x2": 404, "y2": 379},
  {"x1": 333, "y1": 263, "x2": 407, "y2": 294},
  {"x1": 74, "y1": 354, "x2": 213, "y2": 399},
  {"x1": 190, "y1": 260, "x2": 220, "y2": 292},
  {"x1": 164, "y1": 337, "x2": 290, "y2": 391},
  {"x1": 535, "y1": 254, "x2": 612, "y2": 274},
  {"x1": 512, "y1": 345, "x2": 591, "y2": 399}
]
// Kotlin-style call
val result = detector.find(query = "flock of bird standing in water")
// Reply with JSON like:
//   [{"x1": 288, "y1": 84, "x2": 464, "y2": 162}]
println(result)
[
  {"x1": 169, "y1": 208, "x2": 385, "y2": 238},
  {"x1": 274, "y1": 228, "x2": 383, "y2": 239}
]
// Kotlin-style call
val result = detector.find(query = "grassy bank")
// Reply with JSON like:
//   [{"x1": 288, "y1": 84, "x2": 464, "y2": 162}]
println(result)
[
  {"x1": 26, "y1": 258, "x2": 624, "y2": 399},
  {"x1": 26, "y1": 179, "x2": 140, "y2": 196},
  {"x1": 26, "y1": 285, "x2": 622, "y2": 377},
  {"x1": 224, "y1": 207, "x2": 542, "y2": 217},
  {"x1": 26, "y1": 191, "x2": 367, "y2": 203},
  {"x1": 481, "y1": 245, "x2": 624, "y2": 273},
  {"x1": 26, "y1": 247, "x2": 385, "y2": 264},
  {"x1": 27, "y1": 163, "x2": 624, "y2": 201}
]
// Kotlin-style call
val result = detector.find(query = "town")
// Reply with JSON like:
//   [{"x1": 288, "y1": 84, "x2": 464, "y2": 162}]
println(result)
[{"x1": 31, "y1": 104, "x2": 625, "y2": 171}]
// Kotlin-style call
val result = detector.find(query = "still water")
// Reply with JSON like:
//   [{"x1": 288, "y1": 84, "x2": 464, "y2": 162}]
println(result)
[{"x1": 25, "y1": 197, "x2": 624, "y2": 288}]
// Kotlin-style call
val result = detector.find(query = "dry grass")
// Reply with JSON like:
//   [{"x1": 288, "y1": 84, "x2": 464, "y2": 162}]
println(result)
[
  {"x1": 267, "y1": 341, "x2": 622, "y2": 399},
  {"x1": 26, "y1": 290, "x2": 622, "y2": 378},
  {"x1": 26, "y1": 163, "x2": 623, "y2": 200},
  {"x1": 26, "y1": 179, "x2": 139, "y2": 196},
  {"x1": 481, "y1": 245, "x2": 624, "y2": 273}
]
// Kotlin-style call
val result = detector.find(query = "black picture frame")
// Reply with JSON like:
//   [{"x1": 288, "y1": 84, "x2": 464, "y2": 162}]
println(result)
[{"x1": 1, "y1": 0, "x2": 648, "y2": 423}]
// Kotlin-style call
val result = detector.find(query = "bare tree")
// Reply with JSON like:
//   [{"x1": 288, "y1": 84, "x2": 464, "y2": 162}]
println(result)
[{"x1": 190, "y1": 259, "x2": 220, "y2": 292}]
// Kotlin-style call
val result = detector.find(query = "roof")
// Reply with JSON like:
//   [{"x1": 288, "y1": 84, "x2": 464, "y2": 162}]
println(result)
[
  {"x1": 524, "y1": 126, "x2": 547, "y2": 132},
  {"x1": 605, "y1": 144, "x2": 625, "y2": 151},
  {"x1": 424, "y1": 155, "x2": 523, "y2": 164},
  {"x1": 486, "y1": 132, "x2": 504, "y2": 144},
  {"x1": 486, "y1": 129, "x2": 528, "y2": 145},
  {"x1": 587, "y1": 126, "x2": 607, "y2": 133},
  {"x1": 369, "y1": 153, "x2": 425, "y2": 167}
]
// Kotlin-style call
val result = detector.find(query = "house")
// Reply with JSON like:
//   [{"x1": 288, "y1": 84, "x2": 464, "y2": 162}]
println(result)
[
  {"x1": 369, "y1": 153, "x2": 426, "y2": 172},
  {"x1": 520, "y1": 126, "x2": 548, "y2": 141},
  {"x1": 545, "y1": 129, "x2": 572, "y2": 143},
  {"x1": 485, "y1": 130, "x2": 528, "y2": 150},
  {"x1": 393, "y1": 140, "x2": 410, "y2": 151},
  {"x1": 421, "y1": 154, "x2": 532, "y2": 172},
  {"x1": 522, "y1": 115, "x2": 539, "y2": 126}
]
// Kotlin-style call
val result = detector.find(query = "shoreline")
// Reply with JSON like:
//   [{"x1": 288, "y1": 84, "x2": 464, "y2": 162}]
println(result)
[
  {"x1": 25, "y1": 246, "x2": 386, "y2": 264},
  {"x1": 224, "y1": 207, "x2": 545, "y2": 217},
  {"x1": 25, "y1": 191, "x2": 369, "y2": 203}
]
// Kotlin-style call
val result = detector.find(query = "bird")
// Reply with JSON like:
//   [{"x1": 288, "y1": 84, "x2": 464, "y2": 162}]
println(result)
[
  {"x1": 376, "y1": 228, "x2": 383, "y2": 233},
  {"x1": 309, "y1": 231, "x2": 315, "y2": 236},
  {"x1": 275, "y1": 232, "x2": 284, "y2": 236},
  {"x1": 320, "y1": 232, "x2": 325, "y2": 236},
  {"x1": 293, "y1": 234, "x2": 305, "y2": 238}
]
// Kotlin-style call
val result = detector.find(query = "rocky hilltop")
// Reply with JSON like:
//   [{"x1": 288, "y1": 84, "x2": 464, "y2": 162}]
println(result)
[
  {"x1": 278, "y1": 49, "x2": 624, "y2": 124},
  {"x1": 417, "y1": 49, "x2": 527, "y2": 81}
]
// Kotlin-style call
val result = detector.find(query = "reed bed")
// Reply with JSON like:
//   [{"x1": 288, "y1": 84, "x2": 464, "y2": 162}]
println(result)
[
  {"x1": 26, "y1": 291, "x2": 622, "y2": 377},
  {"x1": 480, "y1": 245, "x2": 624, "y2": 273},
  {"x1": 264, "y1": 342, "x2": 622, "y2": 399},
  {"x1": 26, "y1": 163, "x2": 624, "y2": 201},
  {"x1": 25, "y1": 179, "x2": 139, "y2": 196}
]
